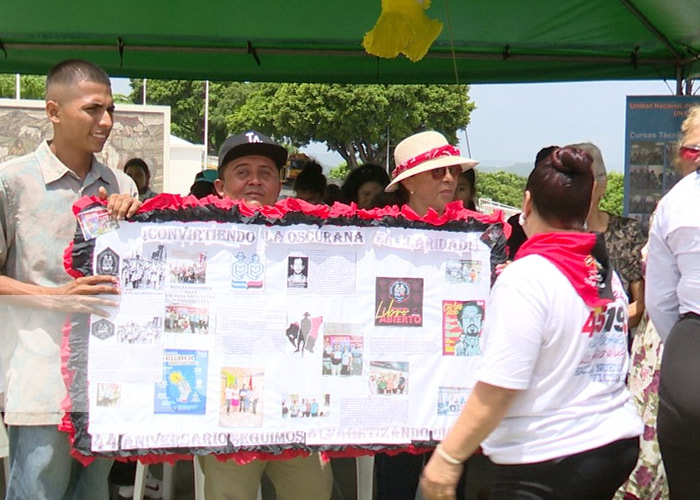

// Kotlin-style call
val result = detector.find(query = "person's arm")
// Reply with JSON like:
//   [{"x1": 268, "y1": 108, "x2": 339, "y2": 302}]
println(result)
[
  {"x1": 419, "y1": 382, "x2": 519, "y2": 500},
  {"x1": 628, "y1": 279, "x2": 645, "y2": 329},
  {"x1": 0, "y1": 274, "x2": 120, "y2": 316},
  {"x1": 645, "y1": 206, "x2": 680, "y2": 341},
  {"x1": 627, "y1": 217, "x2": 647, "y2": 329}
]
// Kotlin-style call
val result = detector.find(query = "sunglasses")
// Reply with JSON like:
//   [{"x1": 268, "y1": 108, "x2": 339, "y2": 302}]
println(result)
[
  {"x1": 679, "y1": 145, "x2": 700, "y2": 162},
  {"x1": 430, "y1": 165, "x2": 463, "y2": 180}
]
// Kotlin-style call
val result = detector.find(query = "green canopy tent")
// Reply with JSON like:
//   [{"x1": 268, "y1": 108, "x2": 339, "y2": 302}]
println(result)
[{"x1": 1, "y1": 0, "x2": 699, "y2": 89}]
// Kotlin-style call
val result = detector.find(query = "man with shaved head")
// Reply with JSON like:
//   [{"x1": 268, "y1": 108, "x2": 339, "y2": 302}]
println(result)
[{"x1": 0, "y1": 59, "x2": 140, "y2": 499}]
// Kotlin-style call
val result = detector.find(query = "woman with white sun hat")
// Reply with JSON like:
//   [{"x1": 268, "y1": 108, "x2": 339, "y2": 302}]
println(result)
[{"x1": 384, "y1": 130, "x2": 478, "y2": 216}]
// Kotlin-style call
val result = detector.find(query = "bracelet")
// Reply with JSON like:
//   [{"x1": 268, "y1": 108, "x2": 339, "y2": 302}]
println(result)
[{"x1": 435, "y1": 443, "x2": 462, "y2": 465}]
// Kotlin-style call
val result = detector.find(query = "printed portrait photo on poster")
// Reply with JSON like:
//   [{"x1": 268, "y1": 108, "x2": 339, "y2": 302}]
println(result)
[
  {"x1": 287, "y1": 255, "x2": 309, "y2": 289},
  {"x1": 442, "y1": 300, "x2": 485, "y2": 356}
]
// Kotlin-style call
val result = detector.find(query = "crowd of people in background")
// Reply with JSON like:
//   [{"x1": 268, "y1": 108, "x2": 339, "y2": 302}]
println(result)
[{"x1": 2, "y1": 56, "x2": 700, "y2": 500}]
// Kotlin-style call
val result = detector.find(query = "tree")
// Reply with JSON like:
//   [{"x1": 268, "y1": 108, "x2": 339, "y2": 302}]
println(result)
[
  {"x1": 129, "y1": 79, "x2": 260, "y2": 154},
  {"x1": 476, "y1": 170, "x2": 625, "y2": 215},
  {"x1": 600, "y1": 172, "x2": 624, "y2": 216},
  {"x1": 476, "y1": 171, "x2": 527, "y2": 208},
  {"x1": 0, "y1": 74, "x2": 46, "y2": 99},
  {"x1": 227, "y1": 84, "x2": 474, "y2": 169},
  {"x1": 328, "y1": 163, "x2": 350, "y2": 181}
]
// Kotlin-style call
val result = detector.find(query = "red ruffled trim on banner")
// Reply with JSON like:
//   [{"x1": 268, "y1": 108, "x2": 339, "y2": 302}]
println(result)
[
  {"x1": 58, "y1": 316, "x2": 95, "y2": 466},
  {"x1": 72, "y1": 194, "x2": 509, "y2": 231},
  {"x1": 71, "y1": 195, "x2": 107, "y2": 216},
  {"x1": 63, "y1": 241, "x2": 83, "y2": 279}
]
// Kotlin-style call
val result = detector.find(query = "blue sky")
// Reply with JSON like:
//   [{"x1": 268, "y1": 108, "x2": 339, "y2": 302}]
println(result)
[
  {"x1": 464, "y1": 80, "x2": 677, "y2": 173},
  {"x1": 113, "y1": 78, "x2": 681, "y2": 173}
]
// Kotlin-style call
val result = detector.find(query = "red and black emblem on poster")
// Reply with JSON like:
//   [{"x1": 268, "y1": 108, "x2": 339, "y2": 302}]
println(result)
[{"x1": 374, "y1": 277, "x2": 424, "y2": 327}]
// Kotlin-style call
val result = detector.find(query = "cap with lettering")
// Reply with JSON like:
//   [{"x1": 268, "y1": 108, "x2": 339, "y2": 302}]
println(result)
[{"x1": 217, "y1": 130, "x2": 288, "y2": 171}]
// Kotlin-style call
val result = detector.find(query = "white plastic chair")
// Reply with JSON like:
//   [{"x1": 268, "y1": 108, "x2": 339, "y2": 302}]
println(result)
[{"x1": 134, "y1": 461, "x2": 175, "y2": 500}]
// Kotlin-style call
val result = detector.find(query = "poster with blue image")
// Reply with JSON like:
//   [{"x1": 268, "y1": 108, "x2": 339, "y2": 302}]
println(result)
[{"x1": 154, "y1": 349, "x2": 208, "y2": 414}]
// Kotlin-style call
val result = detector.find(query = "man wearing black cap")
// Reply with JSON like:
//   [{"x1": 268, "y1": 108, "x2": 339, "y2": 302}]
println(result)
[
  {"x1": 202, "y1": 130, "x2": 333, "y2": 500},
  {"x1": 213, "y1": 130, "x2": 287, "y2": 206}
]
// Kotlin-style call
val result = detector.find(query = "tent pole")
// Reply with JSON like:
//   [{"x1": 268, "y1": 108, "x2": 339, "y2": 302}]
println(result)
[
  {"x1": 204, "y1": 80, "x2": 209, "y2": 170},
  {"x1": 15, "y1": 74, "x2": 20, "y2": 99},
  {"x1": 385, "y1": 125, "x2": 390, "y2": 173},
  {"x1": 676, "y1": 66, "x2": 683, "y2": 95}
]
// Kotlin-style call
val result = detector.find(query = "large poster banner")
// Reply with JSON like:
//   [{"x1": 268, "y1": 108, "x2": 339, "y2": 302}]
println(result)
[
  {"x1": 64, "y1": 196, "x2": 506, "y2": 461},
  {"x1": 624, "y1": 95, "x2": 700, "y2": 232}
]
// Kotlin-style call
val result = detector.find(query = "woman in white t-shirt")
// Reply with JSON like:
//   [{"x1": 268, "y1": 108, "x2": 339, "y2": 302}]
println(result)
[{"x1": 420, "y1": 147, "x2": 642, "y2": 500}]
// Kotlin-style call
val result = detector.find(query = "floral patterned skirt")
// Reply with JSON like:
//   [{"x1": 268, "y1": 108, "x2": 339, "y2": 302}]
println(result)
[{"x1": 615, "y1": 315, "x2": 669, "y2": 500}]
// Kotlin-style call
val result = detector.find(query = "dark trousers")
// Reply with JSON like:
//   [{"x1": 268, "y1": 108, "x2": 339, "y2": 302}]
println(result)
[
  {"x1": 375, "y1": 450, "x2": 468, "y2": 500},
  {"x1": 658, "y1": 312, "x2": 700, "y2": 499},
  {"x1": 489, "y1": 437, "x2": 639, "y2": 500}
]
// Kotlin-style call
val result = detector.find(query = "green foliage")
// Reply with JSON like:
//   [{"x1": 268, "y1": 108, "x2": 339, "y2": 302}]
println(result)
[
  {"x1": 328, "y1": 163, "x2": 350, "y2": 181},
  {"x1": 475, "y1": 170, "x2": 625, "y2": 215},
  {"x1": 128, "y1": 81, "x2": 473, "y2": 168},
  {"x1": 112, "y1": 93, "x2": 132, "y2": 104},
  {"x1": 0, "y1": 74, "x2": 46, "y2": 99},
  {"x1": 228, "y1": 83, "x2": 474, "y2": 168},
  {"x1": 476, "y1": 171, "x2": 527, "y2": 208},
  {"x1": 599, "y1": 172, "x2": 624, "y2": 216},
  {"x1": 129, "y1": 79, "x2": 261, "y2": 154}
]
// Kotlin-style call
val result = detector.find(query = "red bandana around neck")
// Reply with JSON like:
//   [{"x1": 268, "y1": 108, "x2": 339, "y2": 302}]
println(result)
[{"x1": 514, "y1": 232, "x2": 614, "y2": 308}]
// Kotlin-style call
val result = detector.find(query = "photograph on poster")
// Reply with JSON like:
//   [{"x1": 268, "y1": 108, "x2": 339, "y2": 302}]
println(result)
[
  {"x1": 96, "y1": 383, "x2": 121, "y2": 407},
  {"x1": 444, "y1": 259, "x2": 483, "y2": 284},
  {"x1": 629, "y1": 155, "x2": 664, "y2": 192},
  {"x1": 369, "y1": 361, "x2": 408, "y2": 396},
  {"x1": 116, "y1": 317, "x2": 163, "y2": 344},
  {"x1": 231, "y1": 250, "x2": 265, "y2": 290},
  {"x1": 375, "y1": 277, "x2": 424, "y2": 327},
  {"x1": 282, "y1": 394, "x2": 331, "y2": 418},
  {"x1": 78, "y1": 208, "x2": 120, "y2": 241},
  {"x1": 629, "y1": 141, "x2": 664, "y2": 168},
  {"x1": 443, "y1": 300, "x2": 485, "y2": 356},
  {"x1": 155, "y1": 349, "x2": 208, "y2": 415},
  {"x1": 629, "y1": 194, "x2": 660, "y2": 214},
  {"x1": 165, "y1": 305, "x2": 209, "y2": 335},
  {"x1": 322, "y1": 323, "x2": 363, "y2": 377},
  {"x1": 285, "y1": 311, "x2": 323, "y2": 356},
  {"x1": 437, "y1": 386, "x2": 468, "y2": 416},
  {"x1": 219, "y1": 367, "x2": 264, "y2": 427},
  {"x1": 286, "y1": 256, "x2": 309, "y2": 289},
  {"x1": 121, "y1": 244, "x2": 167, "y2": 291},
  {"x1": 169, "y1": 250, "x2": 208, "y2": 285}
]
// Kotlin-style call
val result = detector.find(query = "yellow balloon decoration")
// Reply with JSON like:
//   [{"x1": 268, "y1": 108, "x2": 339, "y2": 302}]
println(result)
[{"x1": 362, "y1": 0, "x2": 443, "y2": 62}]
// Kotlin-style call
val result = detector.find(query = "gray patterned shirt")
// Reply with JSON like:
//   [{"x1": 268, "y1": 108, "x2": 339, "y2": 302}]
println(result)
[{"x1": 0, "y1": 141, "x2": 137, "y2": 424}]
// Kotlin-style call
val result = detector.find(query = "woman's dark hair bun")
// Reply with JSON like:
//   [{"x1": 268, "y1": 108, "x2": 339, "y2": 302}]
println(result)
[{"x1": 549, "y1": 147, "x2": 592, "y2": 176}]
